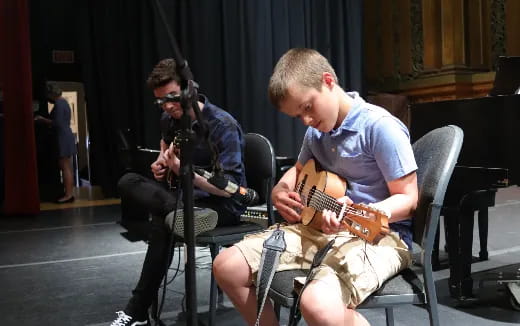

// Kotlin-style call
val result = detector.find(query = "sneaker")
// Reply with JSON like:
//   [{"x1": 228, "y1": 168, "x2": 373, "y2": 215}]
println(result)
[
  {"x1": 165, "y1": 207, "x2": 218, "y2": 237},
  {"x1": 110, "y1": 311, "x2": 148, "y2": 326}
]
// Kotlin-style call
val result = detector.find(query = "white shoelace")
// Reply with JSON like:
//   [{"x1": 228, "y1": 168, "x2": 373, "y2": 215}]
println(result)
[{"x1": 111, "y1": 311, "x2": 132, "y2": 326}]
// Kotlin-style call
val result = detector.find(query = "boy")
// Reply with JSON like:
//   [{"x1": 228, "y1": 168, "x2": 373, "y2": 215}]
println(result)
[{"x1": 213, "y1": 48, "x2": 418, "y2": 325}]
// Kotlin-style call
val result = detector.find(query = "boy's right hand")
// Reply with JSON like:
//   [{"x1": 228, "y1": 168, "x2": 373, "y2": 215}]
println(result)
[{"x1": 272, "y1": 188, "x2": 303, "y2": 224}]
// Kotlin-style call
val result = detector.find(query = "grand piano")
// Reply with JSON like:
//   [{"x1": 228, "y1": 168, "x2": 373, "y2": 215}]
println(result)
[{"x1": 409, "y1": 56, "x2": 520, "y2": 302}]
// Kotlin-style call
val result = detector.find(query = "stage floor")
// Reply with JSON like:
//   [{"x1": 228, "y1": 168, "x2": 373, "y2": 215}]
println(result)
[{"x1": 1, "y1": 187, "x2": 520, "y2": 325}]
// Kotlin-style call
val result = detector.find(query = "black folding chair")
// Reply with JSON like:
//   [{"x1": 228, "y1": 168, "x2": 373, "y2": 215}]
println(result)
[{"x1": 196, "y1": 132, "x2": 276, "y2": 326}]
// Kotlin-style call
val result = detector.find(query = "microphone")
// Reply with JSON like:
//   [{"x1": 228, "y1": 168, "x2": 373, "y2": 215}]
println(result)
[{"x1": 194, "y1": 168, "x2": 260, "y2": 206}]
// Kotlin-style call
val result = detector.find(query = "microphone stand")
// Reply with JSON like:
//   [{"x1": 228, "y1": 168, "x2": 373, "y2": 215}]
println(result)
[
  {"x1": 177, "y1": 82, "x2": 199, "y2": 326},
  {"x1": 151, "y1": 1, "x2": 210, "y2": 324}
]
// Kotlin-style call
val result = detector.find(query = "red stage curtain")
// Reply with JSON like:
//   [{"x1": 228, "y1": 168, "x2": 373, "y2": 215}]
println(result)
[{"x1": 0, "y1": 0, "x2": 40, "y2": 215}]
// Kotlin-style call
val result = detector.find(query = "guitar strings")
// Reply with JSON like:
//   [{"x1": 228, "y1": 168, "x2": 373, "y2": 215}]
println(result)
[
  {"x1": 297, "y1": 183, "x2": 381, "y2": 239},
  {"x1": 307, "y1": 187, "x2": 349, "y2": 212},
  {"x1": 305, "y1": 198, "x2": 361, "y2": 224},
  {"x1": 295, "y1": 182, "x2": 384, "y2": 240},
  {"x1": 299, "y1": 184, "x2": 362, "y2": 216},
  {"x1": 303, "y1": 184, "x2": 378, "y2": 218}
]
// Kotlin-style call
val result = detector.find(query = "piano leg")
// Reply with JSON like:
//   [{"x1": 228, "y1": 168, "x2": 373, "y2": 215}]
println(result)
[
  {"x1": 445, "y1": 189, "x2": 497, "y2": 304},
  {"x1": 459, "y1": 207, "x2": 476, "y2": 299},
  {"x1": 478, "y1": 208, "x2": 489, "y2": 261},
  {"x1": 446, "y1": 207, "x2": 476, "y2": 303},
  {"x1": 477, "y1": 189, "x2": 496, "y2": 261}
]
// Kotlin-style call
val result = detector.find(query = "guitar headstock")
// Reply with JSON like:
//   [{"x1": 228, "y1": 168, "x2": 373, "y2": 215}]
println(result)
[
  {"x1": 340, "y1": 203, "x2": 390, "y2": 243},
  {"x1": 172, "y1": 130, "x2": 183, "y2": 147},
  {"x1": 350, "y1": 203, "x2": 389, "y2": 220},
  {"x1": 167, "y1": 130, "x2": 183, "y2": 156}
]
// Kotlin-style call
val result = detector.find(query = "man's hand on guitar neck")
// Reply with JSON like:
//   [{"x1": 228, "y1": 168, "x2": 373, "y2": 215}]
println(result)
[
  {"x1": 163, "y1": 142, "x2": 181, "y2": 175},
  {"x1": 152, "y1": 140, "x2": 171, "y2": 181},
  {"x1": 321, "y1": 196, "x2": 353, "y2": 234}
]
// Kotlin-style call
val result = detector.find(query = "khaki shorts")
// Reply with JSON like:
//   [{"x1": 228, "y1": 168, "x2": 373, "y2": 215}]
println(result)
[{"x1": 234, "y1": 223, "x2": 411, "y2": 307}]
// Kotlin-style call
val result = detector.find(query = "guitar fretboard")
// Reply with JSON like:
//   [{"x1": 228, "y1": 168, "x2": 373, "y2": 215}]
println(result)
[{"x1": 297, "y1": 181, "x2": 370, "y2": 233}]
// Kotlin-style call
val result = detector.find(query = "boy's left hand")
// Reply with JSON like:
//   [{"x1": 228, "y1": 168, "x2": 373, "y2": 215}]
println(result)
[{"x1": 321, "y1": 196, "x2": 353, "y2": 234}]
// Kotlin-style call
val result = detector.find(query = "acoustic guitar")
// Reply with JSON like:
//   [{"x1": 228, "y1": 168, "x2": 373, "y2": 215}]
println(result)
[{"x1": 296, "y1": 159, "x2": 390, "y2": 244}]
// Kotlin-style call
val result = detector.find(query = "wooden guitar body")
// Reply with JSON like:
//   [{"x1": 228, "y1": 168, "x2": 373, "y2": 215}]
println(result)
[
  {"x1": 297, "y1": 159, "x2": 347, "y2": 230},
  {"x1": 296, "y1": 159, "x2": 390, "y2": 243}
]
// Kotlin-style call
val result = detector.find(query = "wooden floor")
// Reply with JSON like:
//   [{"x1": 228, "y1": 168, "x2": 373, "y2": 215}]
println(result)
[
  {"x1": 40, "y1": 198, "x2": 121, "y2": 211},
  {"x1": 39, "y1": 186, "x2": 121, "y2": 211},
  {"x1": 1, "y1": 186, "x2": 520, "y2": 325}
]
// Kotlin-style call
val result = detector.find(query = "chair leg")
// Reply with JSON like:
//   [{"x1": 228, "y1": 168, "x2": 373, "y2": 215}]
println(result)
[
  {"x1": 427, "y1": 296, "x2": 441, "y2": 326},
  {"x1": 288, "y1": 301, "x2": 302, "y2": 326},
  {"x1": 424, "y1": 259, "x2": 441, "y2": 326},
  {"x1": 208, "y1": 244, "x2": 220, "y2": 326},
  {"x1": 274, "y1": 302, "x2": 281, "y2": 321},
  {"x1": 217, "y1": 285, "x2": 224, "y2": 304},
  {"x1": 151, "y1": 295, "x2": 158, "y2": 322},
  {"x1": 385, "y1": 307, "x2": 394, "y2": 326},
  {"x1": 432, "y1": 220, "x2": 441, "y2": 269}
]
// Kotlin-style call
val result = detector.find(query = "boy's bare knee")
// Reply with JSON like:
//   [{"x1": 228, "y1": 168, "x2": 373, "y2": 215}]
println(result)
[
  {"x1": 213, "y1": 246, "x2": 237, "y2": 274},
  {"x1": 299, "y1": 281, "x2": 346, "y2": 325},
  {"x1": 213, "y1": 246, "x2": 250, "y2": 286},
  {"x1": 299, "y1": 285, "x2": 325, "y2": 317}
]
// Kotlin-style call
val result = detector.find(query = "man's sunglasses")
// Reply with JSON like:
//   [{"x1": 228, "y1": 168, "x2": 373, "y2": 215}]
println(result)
[{"x1": 154, "y1": 93, "x2": 181, "y2": 106}]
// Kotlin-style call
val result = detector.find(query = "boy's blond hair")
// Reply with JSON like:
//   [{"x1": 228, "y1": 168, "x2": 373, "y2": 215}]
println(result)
[{"x1": 268, "y1": 48, "x2": 338, "y2": 109}]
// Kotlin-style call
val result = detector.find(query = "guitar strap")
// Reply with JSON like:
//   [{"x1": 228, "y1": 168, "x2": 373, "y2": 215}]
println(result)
[
  {"x1": 255, "y1": 225, "x2": 286, "y2": 326},
  {"x1": 254, "y1": 225, "x2": 336, "y2": 326},
  {"x1": 288, "y1": 238, "x2": 336, "y2": 326}
]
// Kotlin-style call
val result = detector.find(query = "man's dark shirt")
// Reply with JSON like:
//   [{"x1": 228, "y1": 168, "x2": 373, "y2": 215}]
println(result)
[{"x1": 160, "y1": 94, "x2": 247, "y2": 218}]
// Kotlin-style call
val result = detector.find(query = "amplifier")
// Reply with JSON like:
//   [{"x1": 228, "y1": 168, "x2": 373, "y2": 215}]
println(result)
[{"x1": 240, "y1": 204, "x2": 279, "y2": 227}]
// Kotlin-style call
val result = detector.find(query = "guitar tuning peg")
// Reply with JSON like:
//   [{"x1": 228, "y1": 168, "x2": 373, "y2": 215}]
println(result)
[{"x1": 368, "y1": 204, "x2": 391, "y2": 218}]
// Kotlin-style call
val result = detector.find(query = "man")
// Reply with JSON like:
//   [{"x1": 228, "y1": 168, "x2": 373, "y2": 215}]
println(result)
[
  {"x1": 111, "y1": 58, "x2": 246, "y2": 326},
  {"x1": 213, "y1": 48, "x2": 417, "y2": 325}
]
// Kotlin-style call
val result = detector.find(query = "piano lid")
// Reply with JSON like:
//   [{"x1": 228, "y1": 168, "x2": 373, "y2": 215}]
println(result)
[{"x1": 410, "y1": 95, "x2": 520, "y2": 185}]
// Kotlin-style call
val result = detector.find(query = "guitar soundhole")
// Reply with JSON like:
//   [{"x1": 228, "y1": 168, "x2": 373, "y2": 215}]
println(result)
[
  {"x1": 296, "y1": 178, "x2": 305, "y2": 195},
  {"x1": 296, "y1": 175, "x2": 310, "y2": 205}
]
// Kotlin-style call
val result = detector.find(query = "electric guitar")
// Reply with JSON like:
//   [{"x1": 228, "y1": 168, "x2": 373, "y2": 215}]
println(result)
[{"x1": 295, "y1": 159, "x2": 390, "y2": 244}]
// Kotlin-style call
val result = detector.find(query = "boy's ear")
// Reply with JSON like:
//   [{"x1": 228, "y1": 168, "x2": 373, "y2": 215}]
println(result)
[{"x1": 322, "y1": 72, "x2": 335, "y2": 89}]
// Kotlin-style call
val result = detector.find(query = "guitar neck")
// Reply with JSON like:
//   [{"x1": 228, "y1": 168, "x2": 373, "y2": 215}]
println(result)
[
  {"x1": 307, "y1": 188, "x2": 342, "y2": 215},
  {"x1": 306, "y1": 188, "x2": 376, "y2": 229}
]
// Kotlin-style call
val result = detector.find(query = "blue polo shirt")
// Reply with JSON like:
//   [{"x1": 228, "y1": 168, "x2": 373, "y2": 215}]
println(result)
[{"x1": 298, "y1": 92, "x2": 417, "y2": 248}]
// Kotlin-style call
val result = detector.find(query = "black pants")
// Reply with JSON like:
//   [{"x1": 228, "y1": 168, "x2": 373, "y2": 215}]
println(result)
[{"x1": 118, "y1": 172, "x2": 238, "y2": 317}]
